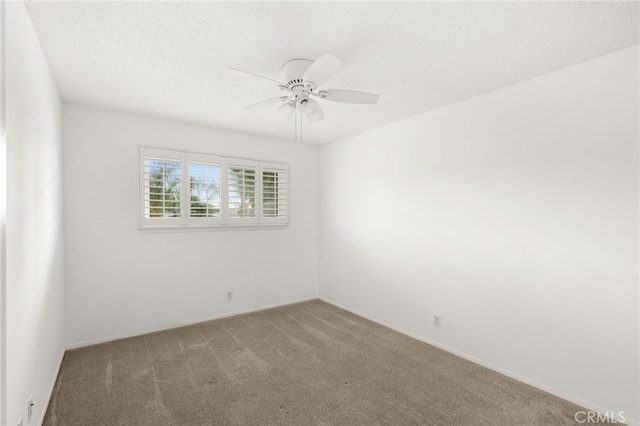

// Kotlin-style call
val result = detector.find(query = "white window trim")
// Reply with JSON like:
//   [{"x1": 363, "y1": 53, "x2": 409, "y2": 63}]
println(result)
[{"x1": 138, "y1": 147, "x2": 289, "y2": 230}]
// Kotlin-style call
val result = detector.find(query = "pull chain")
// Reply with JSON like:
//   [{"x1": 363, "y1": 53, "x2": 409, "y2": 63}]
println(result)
[{"x1": 294, "y1": 101, "x2": 303, "y2": 142}]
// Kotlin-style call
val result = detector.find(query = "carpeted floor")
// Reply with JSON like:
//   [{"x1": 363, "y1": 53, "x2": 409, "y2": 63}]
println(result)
[{"x1": 44, "y1": 299, "x2": 610, "y2": 425}]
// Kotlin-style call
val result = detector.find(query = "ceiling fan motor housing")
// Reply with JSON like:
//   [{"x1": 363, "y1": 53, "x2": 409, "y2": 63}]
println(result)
[{"x1": 281, "y1": 59, "x2": 314, "y2": 89}]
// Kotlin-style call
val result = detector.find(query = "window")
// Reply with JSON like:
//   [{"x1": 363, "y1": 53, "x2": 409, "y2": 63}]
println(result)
[
  {"x1": 261, "y1": 165, "x2": 288, "y2": 222},
  {"x1": 139, "y1": 148, "x2": 288, "y2": 228},
  {"x1": 228, "y1": 162, "x2": 257, "y2": 222},
  {"x1": 141, "y1": 148, "x2": 183, "y2": 226}
]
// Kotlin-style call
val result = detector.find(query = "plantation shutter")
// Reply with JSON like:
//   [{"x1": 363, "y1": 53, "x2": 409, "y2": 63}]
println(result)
[
  {"x1": 188, "y1": 153, "x2": 223, "y2": 225},
  {"x1": 260, "y1": 162, "x2": 288, "y2": 224},
  {"x1": 227, "y1": 159, "x2": 259, "y2": 224},
  {"x1": 139, "y1": 148, "x2": 288, "y2": 229},
  {"x1": 139, "y1": 147, "x2": 185, "y2": 226}
]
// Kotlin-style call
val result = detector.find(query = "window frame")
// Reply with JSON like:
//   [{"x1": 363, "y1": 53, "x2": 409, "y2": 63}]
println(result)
[{"x1": 138, "y1": 147, "x2": 289, "y2": 230}]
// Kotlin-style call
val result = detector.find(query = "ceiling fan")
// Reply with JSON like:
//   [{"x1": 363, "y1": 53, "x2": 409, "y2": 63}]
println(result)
[{"x1": 227, "y1": 54, "x2": 380, "y2": 141}]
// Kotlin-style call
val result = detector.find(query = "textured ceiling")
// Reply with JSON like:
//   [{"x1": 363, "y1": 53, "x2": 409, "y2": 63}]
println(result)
[{"x1": 25, "y1": 1, "x2": 639, "y2": 145}]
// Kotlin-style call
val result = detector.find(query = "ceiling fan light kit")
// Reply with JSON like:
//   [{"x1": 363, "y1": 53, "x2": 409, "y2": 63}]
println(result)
[
  {"x1": 278, "y1": 102, "x2": 295, "y2": 120},
  {"x1": 227, "y1": 54, "x2": 380, "y2": 141}
]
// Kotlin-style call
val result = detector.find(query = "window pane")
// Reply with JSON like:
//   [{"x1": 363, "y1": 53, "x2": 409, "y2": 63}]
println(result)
[
  {"x1": 144, "y1": 158, "x2": 182, "y2": 218},
  {"x1": 262, "y1": 170, "x2": 282, "y2": 218},
  {"x1": 190, "y1": 162, "x2": 221, "y2": 218},
  {"x1": 229, "y1": 167, "x2": 256, "y2": 218}
]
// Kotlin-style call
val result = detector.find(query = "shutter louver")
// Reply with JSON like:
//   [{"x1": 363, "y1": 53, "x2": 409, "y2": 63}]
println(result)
[
  {"x1": 261, "y1": 163, "x2": 288, "y2": 224},
  {"x1": 262, "y1": 169, "x2": 288, "y2": 219},
  {"x1": 143, "y1": 157, "x2": 182, "y2": 219},
  {"x1": 190, "y1": 162, "x2": 221, "y2": 218},
  {"x1": 228, "y1": 166, "x2": 257, "y2": 219}
]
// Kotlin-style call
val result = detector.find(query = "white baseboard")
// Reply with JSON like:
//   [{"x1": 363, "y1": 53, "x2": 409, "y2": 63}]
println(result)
[
  {"x1": 319, "y1": 297, "x2": 638, "y2": 426},
  {"x1": 65, "y1": 297, "x2": 318, "y2": 350},
  {"x1": 39, "y1": 347, "x2": 65, "y2": 426}
]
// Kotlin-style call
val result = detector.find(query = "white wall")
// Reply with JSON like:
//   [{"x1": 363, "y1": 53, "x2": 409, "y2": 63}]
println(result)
[
  {"x1": 0, "y1": 2, "x2": 6, "y2": 422},
  {"x1": 319, "y1": 46, "x2": 639, "y2": 423},
  {"x1": 5, "y1": 2, "x2": 65, "y2": 425},
  {"x1": 63, "y1": 104, "x2": 318, "y2": 347}
]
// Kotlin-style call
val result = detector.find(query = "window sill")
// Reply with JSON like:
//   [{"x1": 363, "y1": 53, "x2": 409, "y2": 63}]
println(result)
[{"x1": 137, "y1": 223, "x2": 288, "y2": 233}]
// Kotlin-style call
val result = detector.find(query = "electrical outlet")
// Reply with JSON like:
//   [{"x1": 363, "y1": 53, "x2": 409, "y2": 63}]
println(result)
[
  {"x1": 17, "y1": 417, "x2": 23, "y2": 426},
  {"x1": 226, "y1": 291, "x2": 233, "y2": 301},
  {"x1": 433, "y1": 315, "x2": 441, "y2": 328},
  {"x1": 28, "y1": 396, "x2": 34, "y2": 422}
]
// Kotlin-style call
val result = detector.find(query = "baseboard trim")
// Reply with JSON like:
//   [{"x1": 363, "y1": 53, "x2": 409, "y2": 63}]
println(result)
[
  {"x1": 65, "y1": 297, "x2": 318, "y2": 350},
  {"x1": 319, "y1": 297, "x2": 638, "y2": 426},
  {"x1": 39, "y1": 347, "x2": 65, "y2": 426}
]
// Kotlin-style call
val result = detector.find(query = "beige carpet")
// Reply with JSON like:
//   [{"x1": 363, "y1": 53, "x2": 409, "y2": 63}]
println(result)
[{"x1": 45, "y1": 300, "x2": 610, "y2": 425}]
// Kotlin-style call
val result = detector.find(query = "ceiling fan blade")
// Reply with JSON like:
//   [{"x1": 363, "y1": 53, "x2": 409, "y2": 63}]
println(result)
[
  {"x1": 226, "y1": 68, "x2": 284, "y2": 85},
  {"x1": 241, "y1": 97, "x2": 285, "y2": 111},
  {"x1": 314, "y1": 89, "x2": 379, "y2": 104},
  {"x1": 307, "y1": 100, "x2": 324, "y2": 123},
  {"x1": 302, "y1": 54, "x2": 342, "y2": 87}
]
